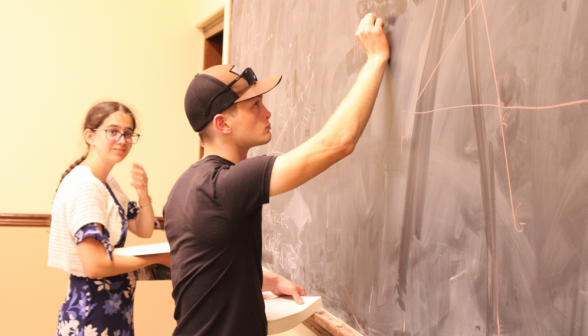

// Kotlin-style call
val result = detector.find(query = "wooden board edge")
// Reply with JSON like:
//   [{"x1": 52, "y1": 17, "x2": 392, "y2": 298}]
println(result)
[
  {"x1": 311, "y1": 309, "x2": 363, "y2": 336},
  {"x1": 302, "y1": 317, "x2": 333, "y2": 336},
  {"x1": 0, "y1": 213, "x2": 164, "y2": 228}
]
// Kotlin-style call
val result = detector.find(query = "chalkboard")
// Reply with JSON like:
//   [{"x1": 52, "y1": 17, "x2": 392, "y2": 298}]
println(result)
[{"x1": 231, "y1": 1, "x2": 588, "y2": 335}]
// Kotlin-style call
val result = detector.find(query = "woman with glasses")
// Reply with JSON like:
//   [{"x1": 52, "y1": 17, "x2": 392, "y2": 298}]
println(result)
[{"x1": 48, "y1": 101, "x2": 170, "y2": 336}]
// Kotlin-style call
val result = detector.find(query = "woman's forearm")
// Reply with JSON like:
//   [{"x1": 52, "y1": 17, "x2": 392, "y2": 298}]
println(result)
[
  {"x1": 131, "y1": 203, "x2": 156, "y2": 238},
  {"x1": 78, "y1": 238, "x2": 166, "y2": 278}
]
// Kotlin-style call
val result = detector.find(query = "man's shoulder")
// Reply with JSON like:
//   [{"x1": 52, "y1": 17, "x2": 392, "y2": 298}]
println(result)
[
  {"x1": 179, "y1": 156, "x2": 230, "y2": 181},
  {"x1": 193, "y1": 154, "x2": 275, "y2": 175},
  {"x1": 230, "y1": 155, "x2": 277, "y2": 169},
  {"x1": 167, "y1": 156, "x2": 227, "y2": 194},
  {"x1": 166, "y1": 154, "x2": 277, "y2": 200},
  {"x1": 192, "y1": 155, "x2": 234, "y2": 171}
]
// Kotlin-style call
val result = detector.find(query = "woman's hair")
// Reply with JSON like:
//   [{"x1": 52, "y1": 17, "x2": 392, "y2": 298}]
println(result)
[{"x1": 56, "y1": 101, "x2": 137, "y2": 191}]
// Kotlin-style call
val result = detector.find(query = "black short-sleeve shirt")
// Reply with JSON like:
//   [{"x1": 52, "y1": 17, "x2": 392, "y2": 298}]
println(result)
[{"x1": 163, "y1": 154, "x2": 276, "y2": 336}]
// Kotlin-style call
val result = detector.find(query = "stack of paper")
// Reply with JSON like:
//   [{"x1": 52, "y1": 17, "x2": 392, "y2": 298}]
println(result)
[
  {"x1": 264, "y1": 293, "x2": 323, "y2": 335},
  {"x1": 113, "y1": 242, "x2": 170, "y2": 256}
]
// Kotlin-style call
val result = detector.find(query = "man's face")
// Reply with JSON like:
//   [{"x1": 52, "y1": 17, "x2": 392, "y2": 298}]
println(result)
[{"x1": 231, "y1": 95, "x2": 272, "y2": 148}]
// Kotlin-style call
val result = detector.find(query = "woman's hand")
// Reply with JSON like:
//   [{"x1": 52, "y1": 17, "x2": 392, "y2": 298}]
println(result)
[{"x1": 130, "y1": 163, "x2": 150, "y2": 207}]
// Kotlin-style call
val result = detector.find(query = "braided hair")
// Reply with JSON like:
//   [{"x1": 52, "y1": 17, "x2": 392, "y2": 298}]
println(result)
[{"x1": 56, "y1": 101, "x2": 137, "y2": 192}]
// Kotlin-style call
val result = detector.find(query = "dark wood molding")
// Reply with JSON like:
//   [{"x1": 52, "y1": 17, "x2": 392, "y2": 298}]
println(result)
[
  {"x1": 0, "y1": 213, "x2": 51, "y2": 227},
  {"x1": 308, "y1": 309, "x2": 362, "y2": 336},
  {"x1": 0, "y1": 213, "x2": 165, "y2": 228}
]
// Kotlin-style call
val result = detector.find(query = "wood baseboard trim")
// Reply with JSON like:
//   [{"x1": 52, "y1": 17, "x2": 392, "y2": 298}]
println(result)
[
  {"x1": 309, "y1": 309, "x2": 363, "y2": 336},
  {"x1": 0, "y1": 213, "x2": 165, "y2": 227},
  {"x1": 0, "y1": 213, "x2": 51, "y2": 227},
  {"x1": 302, "y1": 316, "x2": 333, "y2": 336}
]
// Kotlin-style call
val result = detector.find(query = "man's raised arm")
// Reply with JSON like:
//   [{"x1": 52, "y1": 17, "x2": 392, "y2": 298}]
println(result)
[{"x1": 270, "y1": 13, "x2": 391, "y2": 196}]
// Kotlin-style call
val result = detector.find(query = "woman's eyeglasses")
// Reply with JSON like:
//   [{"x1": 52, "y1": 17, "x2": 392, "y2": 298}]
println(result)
[{"x1": 93, "y1": 128, "x2": 140, "y2": 144}]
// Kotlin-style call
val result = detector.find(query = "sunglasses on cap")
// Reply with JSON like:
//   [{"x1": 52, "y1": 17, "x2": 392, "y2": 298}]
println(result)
[{"x1": 203, "y1": 67, "x2": 258, "y2": 116}]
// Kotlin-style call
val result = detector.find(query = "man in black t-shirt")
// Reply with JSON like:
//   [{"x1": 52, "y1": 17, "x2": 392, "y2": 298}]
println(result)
[{"x1": 164, "y1": 13, "x2": 390, "y2": 336}]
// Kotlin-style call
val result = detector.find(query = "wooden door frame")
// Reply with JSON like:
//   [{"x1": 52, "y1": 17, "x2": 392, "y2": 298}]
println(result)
[{"x1": 196, "y1": 0, "x2": 232, "y2": 65}]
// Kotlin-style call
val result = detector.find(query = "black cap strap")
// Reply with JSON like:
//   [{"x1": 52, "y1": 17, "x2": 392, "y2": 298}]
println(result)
[{"x1": 203, "y1": 68, "x2": 258, "y2": 116}]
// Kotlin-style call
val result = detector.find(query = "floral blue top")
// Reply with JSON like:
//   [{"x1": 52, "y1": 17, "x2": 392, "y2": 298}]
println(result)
[{"x1": 56, "y1": 185, "x2": 160, "y2": 336}]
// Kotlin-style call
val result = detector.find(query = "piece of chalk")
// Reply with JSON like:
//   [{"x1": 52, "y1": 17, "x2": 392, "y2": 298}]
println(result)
[{"x1": 383, "y1": 15, "x2": 398, "y2": 26}]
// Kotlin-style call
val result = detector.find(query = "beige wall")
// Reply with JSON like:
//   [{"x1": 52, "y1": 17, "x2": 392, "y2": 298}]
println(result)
[
  {"x1": 0, "y1": 0, "x2": 215, "y2": 215},
  {"x1": 0, "y1": 0, "x2": 225, "y2": 334}
]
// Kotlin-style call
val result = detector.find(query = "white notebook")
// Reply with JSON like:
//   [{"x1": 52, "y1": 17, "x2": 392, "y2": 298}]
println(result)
[
  {"x1": 113, "y1": 242, "x2": 170, "y2": 256},
  {"x1": 264, "y1": 293, "x2": 323, "y2": 335}
]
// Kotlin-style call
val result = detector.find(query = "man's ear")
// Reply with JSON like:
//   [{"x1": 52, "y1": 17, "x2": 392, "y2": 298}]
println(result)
[
  {"x1": 213, "y1": 114, "x2": 232, "y2": 135},
  {"x1": 83, "y1": 128, "x2": 95, "y2": 146}
]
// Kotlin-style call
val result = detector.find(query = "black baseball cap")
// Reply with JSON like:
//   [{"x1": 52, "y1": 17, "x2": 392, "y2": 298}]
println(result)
[{"x1": 184, "y1": 65, "x2": 282, "y2": 132}]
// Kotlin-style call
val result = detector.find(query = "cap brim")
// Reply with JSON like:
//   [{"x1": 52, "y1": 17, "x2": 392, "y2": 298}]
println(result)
[{"x1": 234, "y1": 75, "x2": 282, "y2": 103}]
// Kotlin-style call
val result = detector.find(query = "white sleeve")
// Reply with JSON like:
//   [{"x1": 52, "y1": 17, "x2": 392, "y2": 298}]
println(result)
[{"x1": 65, "y1": 180, "x2": 108, "y2": 236}]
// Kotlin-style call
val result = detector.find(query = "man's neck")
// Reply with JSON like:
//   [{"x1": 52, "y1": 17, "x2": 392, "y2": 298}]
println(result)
[{"x1": 202, "y1": 143, "x2": 249, "y2": 164}]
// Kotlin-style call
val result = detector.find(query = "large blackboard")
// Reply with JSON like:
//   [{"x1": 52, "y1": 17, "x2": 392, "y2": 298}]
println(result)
[{"x1": 231, "y1": 1, "x2": 588, "y2": 335}]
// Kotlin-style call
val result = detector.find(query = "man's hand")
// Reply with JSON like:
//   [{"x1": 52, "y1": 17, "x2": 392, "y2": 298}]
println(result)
[
  {"x1": 269, "y1": 13, "x2": 391, "y2": 198},
  {"x1": 272, "y1": 276, "x2": 307, "y2": 305},
  {"x1": 356, "y1": 13, "x2": 390, "y2": 62},
  {"x1": 263, "y1": 270, "x2": 307, "y2": 304}
]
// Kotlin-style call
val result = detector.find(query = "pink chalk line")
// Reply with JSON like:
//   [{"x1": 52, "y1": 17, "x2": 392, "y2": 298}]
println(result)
[
  {"x1": 410, "y1": 100, "x2": 588, "y2": 114},
  {"x1": 400, "y1": 0, "x2": 440, "y2": 154},
  {"x1": 406, "y1": 0, "x2": 481, "y2": 115},
  {"x1": 514, "y1": 202, "x2": 526, "y2": 232},
  {"x1": 353, "y1": 313, "x2": 368, "y2": 336}
]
